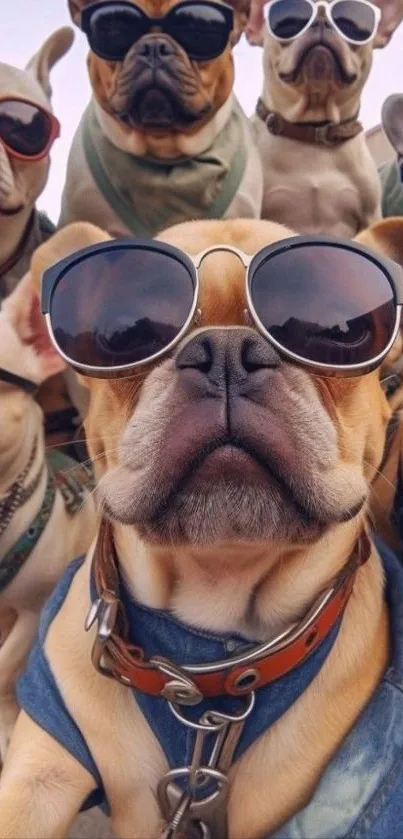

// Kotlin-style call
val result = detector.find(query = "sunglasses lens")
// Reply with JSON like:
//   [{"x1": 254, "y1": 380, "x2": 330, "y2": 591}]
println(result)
[
  {"x1": 0, "y1": 100, "x2": 52, "y2": 157},
  {"x1": 168, "y1": 2, "x2": 232, "y2": 59},
  {"x1": 267, "y1": 0, "x2": 313, "y2": 39},
  {"x1": 49, "y1": 247, "x2": 195, "y2": 370},
  {"x1": 85, "y1": 3, "x2": 148, "y2": 60},
  {"x1": 332, "y1": 0, "x2": 377, "y2": 41},
  {"x1": 250, "y1": 245, "x2": 397, "y2": 368}
]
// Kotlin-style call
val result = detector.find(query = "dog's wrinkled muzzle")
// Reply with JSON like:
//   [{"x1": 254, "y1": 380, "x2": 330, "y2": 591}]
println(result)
[{"x1": 111, "y1": 35, "x2": 209, "y2": 128}]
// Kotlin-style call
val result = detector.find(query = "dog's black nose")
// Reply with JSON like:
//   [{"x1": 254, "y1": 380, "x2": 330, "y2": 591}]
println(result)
[
  {"x1": 138, "y1": 37, "x2": 175, "y2": 62},
  {"x1": 176, "y1": 327, "x2": 280, "y2": 391}
]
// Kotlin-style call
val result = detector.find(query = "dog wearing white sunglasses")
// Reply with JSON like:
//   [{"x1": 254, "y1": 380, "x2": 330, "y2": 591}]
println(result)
[
  {"x1": 1, "y1": 216, "x2": 403, "y2": 839},
  {"x1": 252, "y1": 0, "x2": 403, "y2": 238}
]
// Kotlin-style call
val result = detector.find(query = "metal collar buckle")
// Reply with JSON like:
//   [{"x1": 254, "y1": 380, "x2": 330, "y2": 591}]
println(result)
[
  {"x1": 264, "y1": 111, "x2": 283, "y2": 135},
  {"x1": 85, "y1": 591, "x2": 123, "y2": 680},
  {"x1": 152, "y1": 656, "x2": 203, "y2": 706},
  {"x1": 314, "y1": 124, "x2": 334, "y2": 145}
]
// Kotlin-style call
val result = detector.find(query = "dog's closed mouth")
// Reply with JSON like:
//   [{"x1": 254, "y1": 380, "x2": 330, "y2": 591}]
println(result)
[
  {"x1": 119, "y1": 84, "x2": 209, "y2": 129},
  {"x1": 280, "y1": 43, "x2": 357, "y2": 86},
  {"x1": 151, "y1": 435, "x2": 350, "y2": 527}
]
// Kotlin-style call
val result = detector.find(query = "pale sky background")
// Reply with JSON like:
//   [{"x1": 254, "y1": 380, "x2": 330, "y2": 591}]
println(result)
[{"x1": 2, "y1": 0, "x2": 402, "y2": 222}]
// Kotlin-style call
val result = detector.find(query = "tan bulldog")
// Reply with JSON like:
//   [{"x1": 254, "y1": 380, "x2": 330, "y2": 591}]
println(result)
[
  {"x1": 0, "y1": 217, "x2": 402, "y2": 837},
  {"x1": 252, "y1": 0, "x2": 403, "y2": 237}
]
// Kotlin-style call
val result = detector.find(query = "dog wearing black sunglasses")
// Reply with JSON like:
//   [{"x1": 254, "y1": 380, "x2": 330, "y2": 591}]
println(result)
[
  {"x1": 1, "y1": 215, "x2": 403, "y2": 839},
  {"x1": 252, "y1": 0, "x2": 403, "y2": 238},
  {"x1": 0, "y1": 27, "x2": 73, "y2": 300},
  {"x1": 59, "y1": 0, "x2": 262, "y2": 239}
]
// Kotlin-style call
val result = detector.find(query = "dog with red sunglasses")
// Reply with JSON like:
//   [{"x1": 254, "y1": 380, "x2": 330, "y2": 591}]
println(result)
[
  {"x1": 58, "y1": 0, "x2": 262, "y2": 238},
  {"x1": 1, "y1": 216, "x2": 403, "y2": 838},
  {"x1": 0, "y1": 27, "x2": 73, "y2": 300},
  {"x1": 251, "y1": 0, "x2": 403, "y2": 238}
]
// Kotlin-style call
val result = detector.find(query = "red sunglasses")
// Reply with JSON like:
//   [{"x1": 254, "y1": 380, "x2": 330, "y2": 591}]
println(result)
[{"x1": 0, "y1": 97, "x2": 60, "y2": 162}]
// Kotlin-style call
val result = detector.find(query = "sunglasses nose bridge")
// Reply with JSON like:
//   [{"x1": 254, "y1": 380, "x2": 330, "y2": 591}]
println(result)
[{"x1": 311, "y1": 2, "x2": 332, "y2": 29}]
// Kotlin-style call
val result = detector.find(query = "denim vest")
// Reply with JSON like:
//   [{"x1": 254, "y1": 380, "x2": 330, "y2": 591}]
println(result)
[{"x1": 17, "y1": 540, "x2": 403, "y2": 837}]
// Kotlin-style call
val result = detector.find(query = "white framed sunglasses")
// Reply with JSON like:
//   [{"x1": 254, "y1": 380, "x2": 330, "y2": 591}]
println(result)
[{"x1": 265, "y1": 0, "x2": 381, "y2": 45}]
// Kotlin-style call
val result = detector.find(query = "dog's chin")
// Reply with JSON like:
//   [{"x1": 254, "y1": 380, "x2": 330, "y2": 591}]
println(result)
[
  {"x1": 103, "y1": 445, "x2": 364, "y2": 547},
  {"x1": 279, "y1": 44, "x2": 357, "y2": 87},
  {"x1": 118, "y1": 86, "x2": 210, "y2": 131}
]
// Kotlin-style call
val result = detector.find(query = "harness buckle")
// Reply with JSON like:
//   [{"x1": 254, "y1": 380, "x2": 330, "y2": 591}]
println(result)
[{"x1": 314, "y1": 124, "x2": 334, "y2": 145}]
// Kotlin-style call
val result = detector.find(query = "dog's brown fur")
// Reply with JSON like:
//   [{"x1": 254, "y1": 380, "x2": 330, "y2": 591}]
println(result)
[{"x1": 0, "y1": 217, "x2": 401, "y2": 838}]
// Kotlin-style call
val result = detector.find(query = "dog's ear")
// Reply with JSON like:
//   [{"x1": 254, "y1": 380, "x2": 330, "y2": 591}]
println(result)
[
  {"x1": 68, "y1": 0, "x2": 93, "y2": 26},
  {"x1": 244, "y1": 0, "x2": 265, "y2": 46},
  {"x1": 373, "y1": 0, "x2": 403, "y2": 47},
  {"x1": 226, "y1": 0, "x2": 254, "y2": 45},
  {"x1": 382, "y1": 95, "x2": 403, "y2": 157},
  {"x1": 355, "y1": 217, "x2": 403, "y2": 266},
  {"x1": 25, "y1": 27, "x2": 75, "y2": 100},
  {"x1": 2, "y1": 273, "x2": 66, "y2": 384}
]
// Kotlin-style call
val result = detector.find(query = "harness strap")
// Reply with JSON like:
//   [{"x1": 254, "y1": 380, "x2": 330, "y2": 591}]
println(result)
[
  {"x1": 0, "y1": 469, "x2": 56, "y2": 594},
  {"x1": 256, "y1": 98, "x2": 363, "y2": 146},
  {"x1": 0, "y1": 367, "x2": 38, "y2": 396},
  {"x1": 0, "y1": 452, "x2": 95, "y2": 594}
]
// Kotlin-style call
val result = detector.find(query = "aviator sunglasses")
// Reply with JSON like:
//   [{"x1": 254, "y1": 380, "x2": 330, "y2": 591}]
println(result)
[
  {"x1": 80, "y1": 0, "x2": 234, "y2": 62},
  {"x1": 266, "y1": 0, "x2": 381, "y2": 45},
  {"x1": 0, "y1": 97, "x2": 60, "y2": 162},
  {"x1": 41, "y1": 236, "x2": 403, "y2": 380}
]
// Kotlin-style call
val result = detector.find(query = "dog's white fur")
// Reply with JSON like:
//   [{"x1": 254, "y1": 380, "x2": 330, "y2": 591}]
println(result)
[{"x1": 0, "y1": 273, "x2": 96, "y2": 761}]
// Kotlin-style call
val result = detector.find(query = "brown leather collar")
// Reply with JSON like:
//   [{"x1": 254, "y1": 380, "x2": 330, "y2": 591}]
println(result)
[
  {"x1": 256, "y1": 98, "x2": 363, "y2": 146},
  {"x1": 85, "y1": 519, "x2": 371, "y2": 702}
]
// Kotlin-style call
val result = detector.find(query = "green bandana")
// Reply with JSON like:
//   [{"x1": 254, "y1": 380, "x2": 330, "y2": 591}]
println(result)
[{"x1": 82, "y1": 100, "x2": 247, "y2": 237}]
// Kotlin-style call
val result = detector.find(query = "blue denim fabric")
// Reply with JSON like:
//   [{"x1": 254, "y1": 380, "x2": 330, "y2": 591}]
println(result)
[
  {"x1": 18, "y1": 554, "x2": 340, "y2": 810},
  {"x1": 16, "y1": 540, "x2": 403, "y2": 837},
  {"x1": 271, "y1": 540, "x2": 403, "y2": 839}
]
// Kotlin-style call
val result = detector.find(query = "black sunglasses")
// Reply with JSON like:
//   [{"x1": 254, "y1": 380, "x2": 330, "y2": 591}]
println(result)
[
  {"x1": 41, "y1": 236, "x2": 403, "y2": 380},
  {"x1": 80, "y1": 0, "x2": 234, "y2": 62}
]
